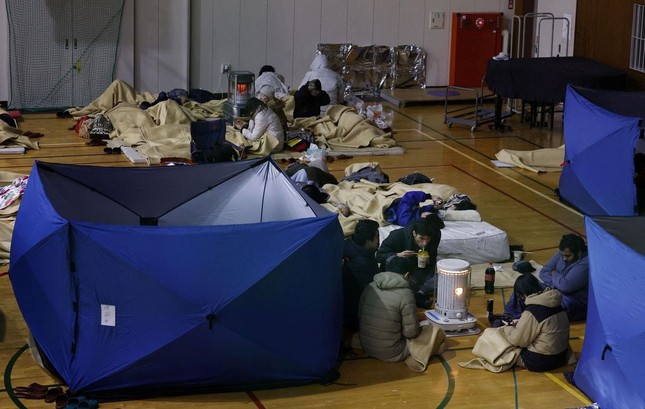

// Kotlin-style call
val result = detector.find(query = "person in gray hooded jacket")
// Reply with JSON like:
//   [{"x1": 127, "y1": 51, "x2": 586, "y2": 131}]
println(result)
[
  {"x1": 358, "y1": 260, "x2": 420, "y2": 362},
  {"x1": 358, "y1": 258, "x2": 446, "y2": 370}
]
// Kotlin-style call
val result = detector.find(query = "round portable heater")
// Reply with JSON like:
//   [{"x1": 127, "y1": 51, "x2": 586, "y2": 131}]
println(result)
[{"x1": 425, "y1": 258, "x2": 479, "y2": 333}]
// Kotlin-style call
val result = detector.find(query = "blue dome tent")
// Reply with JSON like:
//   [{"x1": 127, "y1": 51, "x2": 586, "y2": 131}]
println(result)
[
  {"x1": 574, "y1": 216, "x2": 645, "y2": 408},
  {"x1": 559, "y1": 86, "x2": 642, "y2": 216},
  {"x1": 10, "y1": 158, "x2": 344, "y2": 398}
]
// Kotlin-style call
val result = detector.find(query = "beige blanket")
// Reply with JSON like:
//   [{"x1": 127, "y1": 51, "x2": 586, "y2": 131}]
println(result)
[
  {"x1": 67, "y1": 80, "x2": 227, "y2": 163},
  {"x1": 0, "y1": 171, "x2": 28, "y2": 264},
  {"x1": 67, "y1": 81, "x2": 396, "y2": 162},
  {"x1": 405, "y1": 323, "x2": 446, "y2": 372},
  {"x1": 322, "y1": 173, "x2": 461, "y2": 236},
  {"x1": 495, "y1": 145, "x2": 565, "y2": 173},
  {"x1": 0, "y1": 109, "x2": 41, "y2": 151},
  {"x1": 291, "y1": 105, "x2": 397, "y2": 151},
  {"x1": 458, "y1": 327, "x2": 521, "y2": 372}
]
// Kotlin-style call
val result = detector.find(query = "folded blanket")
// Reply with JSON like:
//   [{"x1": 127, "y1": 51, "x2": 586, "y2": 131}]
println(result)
[
  {"x1": 495, "y1": 145, "x2": 565, "y2": 173},
  {"x1": 458, "y1": 327, "x2": 521, "y2": 372},
  {"x1": 405, "y1": 323, "x2": 446, "y2": 372}
]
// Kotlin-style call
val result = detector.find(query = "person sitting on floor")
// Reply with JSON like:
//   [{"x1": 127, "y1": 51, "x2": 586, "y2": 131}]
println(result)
[
  {"x1": 358, "y1": 257, "x2": 446, "y2": 372},
  {"x1": 293, "y1": 79, "x2": 330, "y2": 119},
  {"x1": 503, "y1": 233, "x2": 589, "y2": 322},
  {"x1": 376, "y1": 215, "x2": 443, "y2": 308},
  {"x1": 233, "y1": 97, "x2": 285, "y2": 153},
  {"x1": 502, "y1": 274, "x2": 573, "y2": 372},
  {"x1": 256, "y1": 85, "x2": 288, "y2": 133},
  {"x1": 255, "y1": 65, "x2": 290, "y2": 99},
  {"x1": 342, "y1": 219, "x2": 380, "y2": 333},
  {"x1": 299, "y1": 54, "x2": 345, "y2": 108}
]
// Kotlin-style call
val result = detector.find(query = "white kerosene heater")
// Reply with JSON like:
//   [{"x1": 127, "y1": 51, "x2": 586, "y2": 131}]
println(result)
[
  {"x1": 223, "y1": 71, "x2": 255, "y2": 124},
  {"x1": 425, "y1": 258, "x2": 479, "y2": 334}
]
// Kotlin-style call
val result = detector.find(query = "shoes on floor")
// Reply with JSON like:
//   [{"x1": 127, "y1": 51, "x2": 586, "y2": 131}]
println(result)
[
  {"x1": 44, "y1": 386, "x2": 65, "y2": 403},
  {"x1": 13, "y1": 382, "x2": 49, "y2": 399}
]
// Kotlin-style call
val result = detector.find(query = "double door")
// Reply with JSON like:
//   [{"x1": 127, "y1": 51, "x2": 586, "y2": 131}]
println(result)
[{"x1": 7, "y1": 0, "x2": 124, "y2": 109}]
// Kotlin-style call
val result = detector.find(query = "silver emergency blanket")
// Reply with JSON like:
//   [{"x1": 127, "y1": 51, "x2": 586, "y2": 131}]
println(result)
[{"x1": 317, "y1": 43, "x2": 426, "y2": 97}]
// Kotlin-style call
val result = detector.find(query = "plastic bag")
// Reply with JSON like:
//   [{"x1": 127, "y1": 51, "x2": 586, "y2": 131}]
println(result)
[
  {"x1": 366, "y1": 104, "x2": 393, "y2": 129},
  {"x1": 306, "y1": 144, "x2": 327, "y2": 160},
  {"x1": 346, "y1": 94, "x2": 365, "y2": 116},
  {"x1": 304, "y1": 145, "x2": 328, "y2": 173}
]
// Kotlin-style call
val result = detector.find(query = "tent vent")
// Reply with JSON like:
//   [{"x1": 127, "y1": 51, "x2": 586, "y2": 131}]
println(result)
[
  {"x1": 601, "y1": 344, "x2": 612, "y2": 360},
  {"x1": 206, "y1": 314, "x2": 216, "y2": 329},
  {"x1": 140, "y1": 217, "x2": 158, "y2": 226}
]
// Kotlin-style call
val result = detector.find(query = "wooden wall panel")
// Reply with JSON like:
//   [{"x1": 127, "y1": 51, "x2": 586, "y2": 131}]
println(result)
[{"x1": 575, "y1": 0, "x2": 645, "y2": 90}]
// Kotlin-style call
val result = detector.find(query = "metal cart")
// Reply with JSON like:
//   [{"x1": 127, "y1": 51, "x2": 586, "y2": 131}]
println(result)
[{"x1": 444, "y1": 82, "x2": 511, "y2": 131}]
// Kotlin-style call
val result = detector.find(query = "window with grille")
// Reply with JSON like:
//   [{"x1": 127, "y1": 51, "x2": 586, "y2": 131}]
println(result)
[{"x1": 631, "y1": 4, "x2": 645, "y2": 73}]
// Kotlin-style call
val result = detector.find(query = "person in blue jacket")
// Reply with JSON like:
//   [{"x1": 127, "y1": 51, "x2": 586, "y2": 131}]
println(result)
[
  {"x1": 502, "y1": 234, "x2": 589, "y2": 322},
  {"x1": 384, "y1": 191, "x2": 439, "y2": 226}
]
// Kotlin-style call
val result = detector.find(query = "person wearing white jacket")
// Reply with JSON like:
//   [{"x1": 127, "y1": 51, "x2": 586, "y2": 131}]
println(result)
[
  {"x1": 299, "y1": 54, "x2": 345, "y2": 107},
  {"x1": 234, "y1": 97, "x2": 284, "y2": 153},
  {"x1": 255, "y1": 65, "x2": 290, "y2": 99}
]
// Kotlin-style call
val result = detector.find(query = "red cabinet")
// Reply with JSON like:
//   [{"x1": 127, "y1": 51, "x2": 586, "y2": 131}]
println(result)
[{"x1": 449, "y1": 12, "x2": 503, "y2": 87}]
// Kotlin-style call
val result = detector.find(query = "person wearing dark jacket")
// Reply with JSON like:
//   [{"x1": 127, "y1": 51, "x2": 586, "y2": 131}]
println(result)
[
  {"x1": 376, "y1": 215, "x2": 443, "y2": 308},
  {"x1": 293, "y1": 79, "x2": 331, "y2": 119},
  {"x1": 342, "y1": 219, "x2": 380, "y2": 331}
]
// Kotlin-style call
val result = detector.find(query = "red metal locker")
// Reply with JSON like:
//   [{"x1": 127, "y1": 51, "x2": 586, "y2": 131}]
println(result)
[{"x1": 449, "y1": 12, "x2": 503, "y2": 87}]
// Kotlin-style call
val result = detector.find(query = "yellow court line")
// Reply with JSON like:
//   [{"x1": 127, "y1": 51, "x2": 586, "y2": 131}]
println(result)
[
  {"x1": 407, "y1": 127, "x2": 583, "y2": 218},
  {"x1": 544, "y1": 372, "x2": 592, "y2": 405}
]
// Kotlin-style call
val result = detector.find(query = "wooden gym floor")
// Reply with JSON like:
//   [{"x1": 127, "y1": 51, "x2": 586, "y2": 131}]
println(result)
[{"x1": 0, "y1": 97, "x2": 592, "y2": 408}]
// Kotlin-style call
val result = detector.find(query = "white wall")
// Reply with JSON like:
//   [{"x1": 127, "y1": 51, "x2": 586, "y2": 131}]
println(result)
[
  {"x1": 535, "y1": 0, "x2": 577, "y2": 57},
  {"x1": 191, "y1": 0, "x2": 517, "y2": 92},
  {"x1": 134, "y1": 0, "x2": 189, "y2": 92},
  {"x1": 0, "y1": 0, "x2": 189, "y2": 105},
  {"x1": 1, "y1": 0, "x2": 578, "y2": 105}
]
